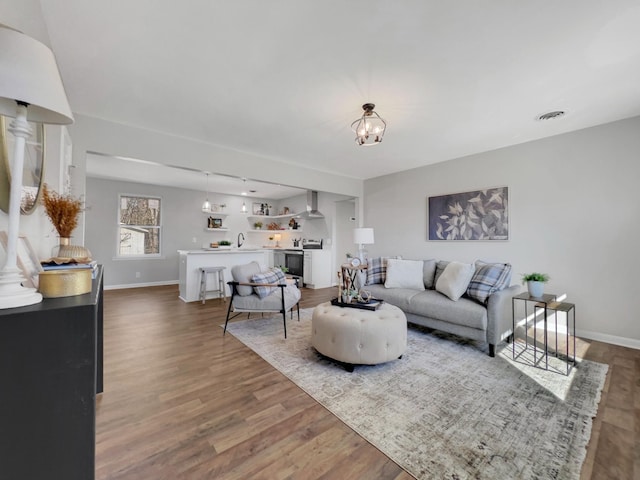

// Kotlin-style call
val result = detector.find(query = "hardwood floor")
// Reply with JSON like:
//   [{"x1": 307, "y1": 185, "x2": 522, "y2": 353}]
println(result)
[{"x1": 97, "y1": 285, "x2": 639, "y2": 479}]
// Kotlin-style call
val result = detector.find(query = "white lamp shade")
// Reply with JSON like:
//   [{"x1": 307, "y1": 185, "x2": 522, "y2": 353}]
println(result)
[
  {"x1": 353, "y1": 227, "x2": 374, "y2": 245},
  {"x1": 0, "y1": 25, "x2": 73, "y2": 124}
]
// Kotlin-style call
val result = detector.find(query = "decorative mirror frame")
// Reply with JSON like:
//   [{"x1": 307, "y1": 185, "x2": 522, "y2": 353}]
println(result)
[{"x1": 0, "y1": 115, "x2": 46, "y2": 215}]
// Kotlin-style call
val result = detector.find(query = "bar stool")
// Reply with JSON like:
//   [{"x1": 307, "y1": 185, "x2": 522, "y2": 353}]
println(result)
[{"x1": 199, "y1": 266, "x2": 226, "y2": 304}]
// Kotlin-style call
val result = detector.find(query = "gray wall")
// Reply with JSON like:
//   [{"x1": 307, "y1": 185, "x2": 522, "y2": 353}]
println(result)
[
  {"x1": 85, "y1": 177, "x2": 348, "y2": 288},
  {"x1": 364, "y1": 115, "x2": 640, "y2": 347},
  {"x1": 86, "y1": 177, "x2": 270, "y2": 287}
]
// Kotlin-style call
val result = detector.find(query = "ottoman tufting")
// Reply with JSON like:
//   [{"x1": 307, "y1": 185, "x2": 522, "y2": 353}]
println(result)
[{"x1": 311, "y1": 301, "x2": 407, "y2": 371}]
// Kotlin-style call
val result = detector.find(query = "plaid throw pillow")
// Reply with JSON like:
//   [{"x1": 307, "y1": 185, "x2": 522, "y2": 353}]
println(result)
[
  {"x1": 251, "y1": 268, "x2": 286, "y2": 299},
  {"x1": 365, "y1": 257, "x2": 386, "y2": 285},
  {"x1": 365, "y1": 257, "x2": 403, "y2": 285},
  {"x1": 466, "y1": 261, "x2": 512, "y2": 304}
]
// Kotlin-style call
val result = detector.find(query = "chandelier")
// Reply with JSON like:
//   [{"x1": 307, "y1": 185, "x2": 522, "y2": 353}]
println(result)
[{"x1": 351, "y1": 103, "x2": 386, "y2": 146}]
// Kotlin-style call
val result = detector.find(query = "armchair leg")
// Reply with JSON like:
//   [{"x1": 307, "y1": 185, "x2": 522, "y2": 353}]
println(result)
[
  {"x1": 489, "y1": 344, "x2": 496, "y2": 357},
  {"x1": 281, "y1": 289, "x2": 287, "y2": 339},
  {"x1": 223, "y1": 291, "x2": 236, "y2": 335},
  {"x1": 282, "y1": 312, "x2": 287, "y2": 339}
]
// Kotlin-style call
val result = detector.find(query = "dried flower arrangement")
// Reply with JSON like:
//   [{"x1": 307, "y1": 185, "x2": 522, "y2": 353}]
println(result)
[{"x1": 41, "y1": 184, "x2": 82, "y2": 238}]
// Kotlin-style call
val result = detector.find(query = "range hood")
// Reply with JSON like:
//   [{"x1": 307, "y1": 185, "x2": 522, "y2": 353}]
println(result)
[{"x1": 297, "y1": 190, "x2": 324, "y2": 219}]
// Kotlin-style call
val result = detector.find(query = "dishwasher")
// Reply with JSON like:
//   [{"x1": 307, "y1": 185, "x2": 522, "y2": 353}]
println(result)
[{"x1": 303, "y1": 250, "x2": 312, "y2": 286}]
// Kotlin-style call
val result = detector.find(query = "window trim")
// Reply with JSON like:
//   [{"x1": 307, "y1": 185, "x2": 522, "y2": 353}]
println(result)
[{"x1": 116, "y1": 193, "x2": 163, "y2": 259}]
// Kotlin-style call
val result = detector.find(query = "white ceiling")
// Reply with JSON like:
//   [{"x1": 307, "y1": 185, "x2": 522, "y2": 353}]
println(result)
[
  {"x1": 36, "y1": 1, "x2": 640, "y2": 185},
  {"x1": 85, "y1": 152, "x2": 306, "y2": 199}
]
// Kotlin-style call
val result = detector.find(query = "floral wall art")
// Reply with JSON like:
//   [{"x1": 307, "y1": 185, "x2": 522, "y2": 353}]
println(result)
[{"x1": 428, "y1": 187, "x2": 509, "y2": 241}]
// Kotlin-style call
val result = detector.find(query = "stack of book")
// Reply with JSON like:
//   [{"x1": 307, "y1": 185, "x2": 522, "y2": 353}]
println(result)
[{"x1": 41, "y1": 259, "x2": 98, "y2": 278}]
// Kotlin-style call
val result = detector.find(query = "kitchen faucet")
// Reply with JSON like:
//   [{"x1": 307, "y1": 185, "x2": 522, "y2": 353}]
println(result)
[{"x1": 237, "y1": 232, "x2": 245, "y2": 248}]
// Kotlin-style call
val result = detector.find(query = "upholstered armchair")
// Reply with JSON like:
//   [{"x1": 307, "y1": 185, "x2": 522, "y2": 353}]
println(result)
[{"x1": 223, "y1": 261, "x2": 301, "y2": 338}]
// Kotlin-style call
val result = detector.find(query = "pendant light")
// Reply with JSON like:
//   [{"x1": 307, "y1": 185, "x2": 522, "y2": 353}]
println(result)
[
  {"x1": 351, "y1": 103, "x2": 386, "y2": 146},
  {"x1": 201, "y1": 173, "x2": 211, "y2": 212},
  {"x1": 241, "y1": 178, "x2": 248, "y2": 213}
]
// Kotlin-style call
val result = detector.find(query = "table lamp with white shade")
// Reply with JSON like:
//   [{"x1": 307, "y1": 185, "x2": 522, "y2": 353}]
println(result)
[
  {"x1": 353, "y1": 227, "x2": 374, "y2": 262},
  {"x1": 0, "y1": 25, "x2": 74, "y2": 309}
]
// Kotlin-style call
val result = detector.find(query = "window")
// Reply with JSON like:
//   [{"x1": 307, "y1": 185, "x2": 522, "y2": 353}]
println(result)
[{"x1": 118, "y1": 195, "x2": 161, "y2": 257}]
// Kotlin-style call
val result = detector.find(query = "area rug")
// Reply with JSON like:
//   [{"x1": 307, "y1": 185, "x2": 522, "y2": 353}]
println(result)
[{"x1": 224, "y1": 308, "x2": 608, "y2": 480}]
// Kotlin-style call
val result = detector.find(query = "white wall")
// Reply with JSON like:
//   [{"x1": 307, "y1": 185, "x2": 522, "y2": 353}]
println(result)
[
  {"x1": 68, "y1": 114, "x2": 362, "y2": 197},
  {"x1": 364, "y1": 116, "x2": 640, "y2": 347}
]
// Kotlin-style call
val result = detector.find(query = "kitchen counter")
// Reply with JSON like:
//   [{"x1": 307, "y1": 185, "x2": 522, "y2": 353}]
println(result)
[
  {"x1": 178, "y1": 249, "x2": 270, "y2": 302},
  {"x1": 177, "y1": 248, "x2": 266, "y2": 254}
]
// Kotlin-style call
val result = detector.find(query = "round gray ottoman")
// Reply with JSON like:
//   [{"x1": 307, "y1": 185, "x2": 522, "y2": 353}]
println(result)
[{"x1": 311, "y1": 301, "x2": 407, "y2": 371}]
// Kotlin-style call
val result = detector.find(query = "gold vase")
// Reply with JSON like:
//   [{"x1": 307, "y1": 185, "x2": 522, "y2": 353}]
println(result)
[{"x1": 56, "y1": 237, "x2": 92, "y2": 260}]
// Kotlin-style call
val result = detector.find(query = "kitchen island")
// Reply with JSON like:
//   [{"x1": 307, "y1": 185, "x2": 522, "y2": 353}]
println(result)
[{"x1": 178, "y1": 249, "x2": 270, "y2": 302}]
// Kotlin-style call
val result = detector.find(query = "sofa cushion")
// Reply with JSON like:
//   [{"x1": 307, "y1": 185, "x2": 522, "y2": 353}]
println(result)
[
  {"x1": 231, "y1": 261, "x2": 262, "y2": 296},
  {"x1": 233, "y1": 283, "x2": 301, "y2": 310},
  {"x1": 251, "y1": 268, "x2": 286, "y2": 299},
  {"x1": 466, "y1": 261, "x2": 512, "y2": 304},
  {"x1": 365, "y1": 284, "x2": 420, "y2": 312},
  {"x1": 408, "y1": 290, "x2": 488, "y2": 330},
  {"x1": 385, "y1": 259, "x2": 425, "y2": 290},
  {"x1": 433, "y1": 260, "x2": 450, "y2": 285},
  {"x1": 423, "y1": 259, "x2": 437, "y2": 289},
  {"x1": 435, "y1": 261, "x2": 475, "y2": 301}
]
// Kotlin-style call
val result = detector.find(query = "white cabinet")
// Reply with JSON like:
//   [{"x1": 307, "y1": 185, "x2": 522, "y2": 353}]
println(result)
[
  {"x1": 303, "y1": 251, "x2": 312, "y2": 285},
  {"x1": 303, "y1": 250, "x2": 332, "y2": 289}
]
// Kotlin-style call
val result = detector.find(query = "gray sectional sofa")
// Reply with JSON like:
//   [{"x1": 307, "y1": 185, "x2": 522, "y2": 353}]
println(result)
[{"x1": 362, "y1": 259, "x2": 519, "y2": 357}]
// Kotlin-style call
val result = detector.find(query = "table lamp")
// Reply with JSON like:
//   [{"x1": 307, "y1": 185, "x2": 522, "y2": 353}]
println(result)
[
  {"x1": 274, "y1": 233, "x2": 281, "y2": 248},
  {"x1": 0, "y1": 25, "x2": 73, "y2": 309},
  {"x1": 353, "y1": 227, "x2": 374, "y2": 262}
]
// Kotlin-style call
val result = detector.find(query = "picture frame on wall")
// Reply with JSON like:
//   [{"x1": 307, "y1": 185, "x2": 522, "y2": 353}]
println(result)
[
  {"x1": 0, "y1": 231, "x2": 44, "y2": 288},
  {"x1": 428, "y1": 186, "x2": 509, "y2": 241},
  {"x1": 252, "y1": 202, "x2": 264, "y2": 215}
]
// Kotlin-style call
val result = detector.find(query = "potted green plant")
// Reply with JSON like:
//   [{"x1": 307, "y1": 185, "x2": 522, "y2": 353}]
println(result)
[
  {"x1": 254, "y1": 221, "x2": 263, "y2": 230},
  {"x1": 521, "y1": 272, "x2": 550, "y2": 298},
  {"x1": 218, "y1": 240, "x2": 232, "y2": 250}
]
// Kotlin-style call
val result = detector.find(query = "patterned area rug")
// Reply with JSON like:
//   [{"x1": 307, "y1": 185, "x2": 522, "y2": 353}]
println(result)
[{"x1": 224, "y1": 308, "x2": 608, "y2": 480}]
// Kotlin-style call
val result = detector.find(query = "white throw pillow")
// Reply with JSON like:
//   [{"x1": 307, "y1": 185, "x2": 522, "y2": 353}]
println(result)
[
  {"x1": 435, "y1": 261, "x2": 475, "y2": 301},
  {"x1": 384, "y1": 259, "x2": 426, "y2": 290}
]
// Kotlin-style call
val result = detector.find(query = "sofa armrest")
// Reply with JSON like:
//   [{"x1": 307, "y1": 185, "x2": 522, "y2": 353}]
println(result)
[{"x1": 486, "y1": 285, "x2": 522, "y2": 346}]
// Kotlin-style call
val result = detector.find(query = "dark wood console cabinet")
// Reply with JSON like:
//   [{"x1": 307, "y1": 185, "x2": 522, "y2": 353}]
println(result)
[{"x1": 0, "y1": 265, "x2": 103, "y2": 480}]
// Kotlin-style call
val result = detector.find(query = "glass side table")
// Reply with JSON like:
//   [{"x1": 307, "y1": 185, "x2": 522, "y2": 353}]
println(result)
[
  {"x1": 512, "y1": 292, "x2": 577, "y2": 375},
  {"x1": 536, "y1": 300, "x2": 576, "y2": 375}
]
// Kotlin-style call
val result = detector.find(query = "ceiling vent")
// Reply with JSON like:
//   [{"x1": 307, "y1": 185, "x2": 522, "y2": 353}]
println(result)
[{"x1": 537, "y1": 110, "x2": 566, "y2": 121}]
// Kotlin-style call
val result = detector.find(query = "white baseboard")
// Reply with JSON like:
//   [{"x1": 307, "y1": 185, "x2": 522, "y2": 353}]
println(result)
[
  {"x1": 576, "y1": 328, "x2": 640, "y2": 350},
  {"x1": 105, "y1": 280, "x2": 179, "y2": 290}
]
